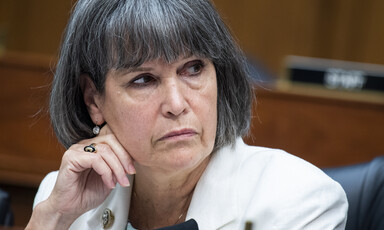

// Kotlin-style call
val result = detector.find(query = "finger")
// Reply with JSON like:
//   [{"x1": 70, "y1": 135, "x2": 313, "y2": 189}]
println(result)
[
  {"x1": 89, "y1": 153, "x2": 117, "y2": 189},
  {"x1": 101, "y1": 134, "x2": 136, "y2": 175},
  {"x1": 97, "y1": 125, "x2": 136, "y2": 175},
  {"x1": 96, "y1": 143, "x2": 130, "y2": 187},
  {"x1": 60, "y1": 147, "x2": 116, "y2": 189}
]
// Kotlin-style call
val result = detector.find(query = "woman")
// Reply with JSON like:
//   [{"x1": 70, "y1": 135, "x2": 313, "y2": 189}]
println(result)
[{"x1": 26, "y1": 0, "x2": 348, "y2": 229}]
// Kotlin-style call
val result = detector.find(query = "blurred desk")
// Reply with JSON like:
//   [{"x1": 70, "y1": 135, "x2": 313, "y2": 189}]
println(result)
[
  {"x1": 0, "y1": 227, "x2": 25, "y2": 230},
  {"x1": 244, "y1": 86, "x2": 384, "y2": 168}
]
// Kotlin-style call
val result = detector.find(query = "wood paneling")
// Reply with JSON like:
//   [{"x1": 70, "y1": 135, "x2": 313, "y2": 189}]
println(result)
[
  {"x1": 0, "y1": 52, "x2": 63, "y2": 187},
  {"x1": 244, "y1": 86, "x2": 384, "y2": 168},
  {"x1": 0, "y1": 0, "x2": 74, "y2": 55},
  {"x1": 1, "y1": 0, "x2": 383, "y2": 75},
  {"x1": 213, "y1": 0, "x2": 384, "y2": 75}
]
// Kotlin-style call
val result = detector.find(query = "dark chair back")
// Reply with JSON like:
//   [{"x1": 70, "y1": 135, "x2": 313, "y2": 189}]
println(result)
[
  {"x1": 324, "y1": 156, "x2": 384, "y2": 230},
  {"x1": 0, "y1": 188, "x2": 14, "y2": 226}
]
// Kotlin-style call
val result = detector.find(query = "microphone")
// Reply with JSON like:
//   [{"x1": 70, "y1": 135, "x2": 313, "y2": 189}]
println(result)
[{"x1": 155, "y1": 219, "x2": 199, "y2": 230}]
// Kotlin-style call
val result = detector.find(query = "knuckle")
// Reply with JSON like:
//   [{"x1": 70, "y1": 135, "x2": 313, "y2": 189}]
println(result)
[
  {"x1": 103, "y1": 133, "x2": 117, "y2": 142},
  {"x1": 97, "y1": 143, "x2": 113, "y2": 154},
  {"x1": 62, "y1": 148, "x2": 78, "y2": 161},
  {"x1": 101, "y1": 168, "x2": 113, "y2": 178}
]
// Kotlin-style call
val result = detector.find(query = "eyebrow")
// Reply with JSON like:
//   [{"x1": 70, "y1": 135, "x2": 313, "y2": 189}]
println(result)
[
  {"x1": 126, "y1": 66, "x2": 153, "y2": 74},
  {"x1": 113, "y1": 56, "x2": 205, "y2": 76},
  {"x1": 113, "y1": 66, "x2": 153, "y2": 77}
]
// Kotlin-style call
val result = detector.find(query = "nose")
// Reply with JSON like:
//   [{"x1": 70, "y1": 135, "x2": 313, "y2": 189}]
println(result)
[{"x1": 161, "y1": 80, "x2": 188, "y2": 118}]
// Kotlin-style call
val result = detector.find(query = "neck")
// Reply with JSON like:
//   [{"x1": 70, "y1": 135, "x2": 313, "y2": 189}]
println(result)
[{"x1": 128, "y1": 155, "x2": 211, "y2": 229}]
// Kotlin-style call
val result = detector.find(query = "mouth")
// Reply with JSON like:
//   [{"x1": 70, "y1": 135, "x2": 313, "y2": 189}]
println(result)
[{"x1": 158, "y1": 128, "x2": 198, "y2": 142}]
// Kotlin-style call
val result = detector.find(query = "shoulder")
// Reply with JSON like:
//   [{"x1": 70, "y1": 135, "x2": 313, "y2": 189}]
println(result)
[
  {"x1": 214, "y1": 138, "x2": 330, "y2": 185},
  {"x1": 230, "y1": 138, "x2": 341, "y2": 188},
  {"x1": 215, "y1": 138, "x2": 348, "y2": 229},
  {"x1": 33, "y1": 171, "x2": 59, "y2": 209}
]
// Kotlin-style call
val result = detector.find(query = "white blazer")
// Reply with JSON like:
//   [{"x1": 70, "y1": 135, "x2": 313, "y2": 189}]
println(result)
[{"x1": 34, "y1": 138, "x2": 348, "y2": 229}]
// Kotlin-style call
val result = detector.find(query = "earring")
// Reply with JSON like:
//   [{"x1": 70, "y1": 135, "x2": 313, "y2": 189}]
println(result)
[{"x1": 93, "y1": 125, "x2": 100, "y2": 135}]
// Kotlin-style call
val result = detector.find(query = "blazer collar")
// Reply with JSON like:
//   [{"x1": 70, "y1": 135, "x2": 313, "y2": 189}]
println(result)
[
  {"x1": 74, "y1": 139, "x2": 244, "y2": 229},
  {"x1": 186, "y1": 138, "x2": 244, "y2": 229}
]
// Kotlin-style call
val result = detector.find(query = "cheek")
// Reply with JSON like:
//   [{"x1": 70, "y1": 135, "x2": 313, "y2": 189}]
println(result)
[
  {"x1": 208, "y1": 96, "x2": 218, "y2": 136},
  {"x1": 112, "y1": 106, "x2": 155, "y2": 151},
  {"x1": 199, "y1": 81, "x2": 218, "y2": 141}
]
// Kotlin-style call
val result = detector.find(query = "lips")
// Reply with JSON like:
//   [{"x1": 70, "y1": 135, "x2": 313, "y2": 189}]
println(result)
[{"x1": 158, "y1": 128, "x2": 197, "y2": 141}]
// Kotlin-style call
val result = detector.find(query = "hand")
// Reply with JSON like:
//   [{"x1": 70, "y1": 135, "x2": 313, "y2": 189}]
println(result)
[{"x1": 26, "y1": 124, "x2": 135, "y2": 229}]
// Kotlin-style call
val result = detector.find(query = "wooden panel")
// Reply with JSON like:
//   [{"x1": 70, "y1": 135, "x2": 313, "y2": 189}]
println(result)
[
  {"x1": 0, "y1": 0, "x2": 74, "y2": 55},
  {"x1": 0, "y1": 52, "x2": 63, "y2": 187},
  {"x1": 213, "y1": 0, "x2": 384, "y2": 75},
  {"x1": 2, "y1": 0, "x2": 384, "y2": 76},
  {"x1": 244, "y1": 87, "x2": 384, "y2": 168}
]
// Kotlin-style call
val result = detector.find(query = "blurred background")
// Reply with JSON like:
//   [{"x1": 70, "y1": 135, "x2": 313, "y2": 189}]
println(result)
[
  {"x1": 0, "y1": 0, "x2": 383, "y2": 228},
  {"x1": 1, "y1": 0, "x2": 384, "y2": 74}
]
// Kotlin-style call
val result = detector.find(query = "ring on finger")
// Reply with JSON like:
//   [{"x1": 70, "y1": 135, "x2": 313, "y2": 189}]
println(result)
[{"x1": 84, "y1": 143, "x2": 97, "y2": 153}]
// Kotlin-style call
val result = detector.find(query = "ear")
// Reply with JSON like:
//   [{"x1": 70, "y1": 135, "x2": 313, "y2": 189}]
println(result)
[{"x1": 81, "y1": 75, "x2": 105, "y2": 125}]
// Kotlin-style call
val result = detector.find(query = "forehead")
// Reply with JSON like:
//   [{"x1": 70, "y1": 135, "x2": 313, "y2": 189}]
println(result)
[
  {"x1": 112, "y1": 54, "x2": 211, "y2": 73},
  {"x1": 106, "y1": 57, "x2": 216, "y2": 83}
]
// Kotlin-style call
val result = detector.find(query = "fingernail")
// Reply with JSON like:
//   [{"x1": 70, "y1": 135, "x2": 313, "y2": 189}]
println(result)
[
  {"x1": 121, "y1": 175, "x2": 130, "y2": 187},
  {"x1": 128, "y1": 164, "x2": 136, "y2": 174}
]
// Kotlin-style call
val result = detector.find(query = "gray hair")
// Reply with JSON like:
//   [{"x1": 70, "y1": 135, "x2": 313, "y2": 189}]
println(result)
[{"x1": 50, "y1": 0, "x2": 253, "y2": 150}]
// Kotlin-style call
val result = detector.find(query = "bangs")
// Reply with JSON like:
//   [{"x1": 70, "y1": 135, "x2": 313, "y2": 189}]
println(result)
[{"x1": 104, "y1": 0, "x2": 223, "y2": 69}]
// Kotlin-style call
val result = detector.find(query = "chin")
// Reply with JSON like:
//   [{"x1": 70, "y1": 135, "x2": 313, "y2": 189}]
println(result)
[{"x1": 164, "y1": 146, "x2": 212, "y2": 171}]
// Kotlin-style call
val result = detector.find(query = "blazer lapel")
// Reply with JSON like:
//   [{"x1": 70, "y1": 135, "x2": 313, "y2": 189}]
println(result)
[
  {"x1": 70, "y1": 140, "x2": 244, "y2": 229},
  {"x1": 186, "y1": 142, "x2": 241, "y2": 229}
]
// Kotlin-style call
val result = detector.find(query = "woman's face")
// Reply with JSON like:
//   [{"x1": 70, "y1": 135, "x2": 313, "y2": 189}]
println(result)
[{"x1": 95, "y1": 56, "x2": 217, "y2": 173}]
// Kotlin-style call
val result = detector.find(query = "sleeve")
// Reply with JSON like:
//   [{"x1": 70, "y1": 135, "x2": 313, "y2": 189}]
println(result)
[{"x1": 33, "y1": 171, "x2": 59, "y2": 209}]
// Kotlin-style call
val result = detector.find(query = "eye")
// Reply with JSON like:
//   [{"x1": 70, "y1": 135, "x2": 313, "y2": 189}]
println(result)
[
  {"x1": 180, "y1": 60, "x2": 205, "y2": 76},
  {"x1": 129, "y1": 74, "x2": 157, "y2": 87}
]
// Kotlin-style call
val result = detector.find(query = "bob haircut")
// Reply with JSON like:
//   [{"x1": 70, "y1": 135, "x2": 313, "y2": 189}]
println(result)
[{"x1": 50, "y1": 0, "x2": 253, "y2": 150}]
